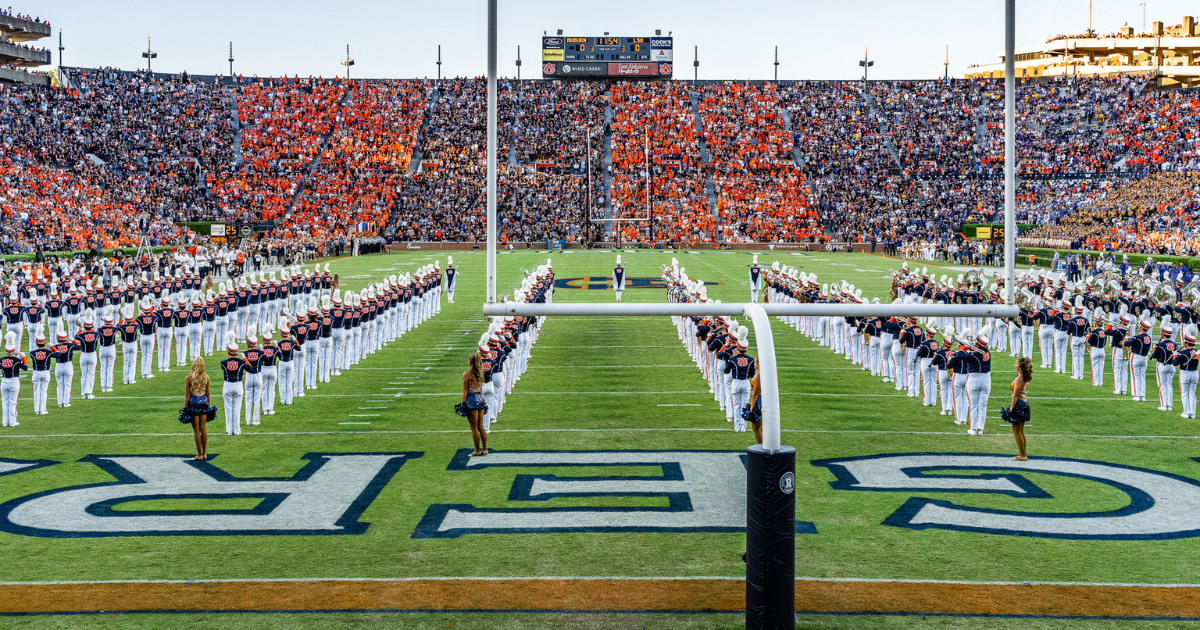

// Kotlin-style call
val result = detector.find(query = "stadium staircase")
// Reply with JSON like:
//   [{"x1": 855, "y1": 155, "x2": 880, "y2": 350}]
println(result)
[
  {"x1": 602, "y1": 102, "x2": 614, "y2": 237},
  {"x1": 230, "y1": 89, "x2": 243, "y2": 167},
  {"x1": 856, "y1": 85, "x2": 904, "y2": 173},
  {"x1": 407, "y1": 84, "x2": 439, "y2": 176},
  {"x1": 284, "y1": 86, "x2": 353, "y2": 216},
  {"x1": 692, "y1": 90, "x2": 718, "y2": 217},
  {"x1": 781, "y1": 108, "x2": 805, "y2": 169}
]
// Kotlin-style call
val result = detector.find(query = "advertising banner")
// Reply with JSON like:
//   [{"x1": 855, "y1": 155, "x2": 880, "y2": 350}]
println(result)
[{"x1": 609, "y1": 62, "x2": 659, "y2": 77}]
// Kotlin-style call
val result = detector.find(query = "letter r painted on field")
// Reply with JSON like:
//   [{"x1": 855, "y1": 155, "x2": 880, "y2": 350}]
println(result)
[
  {"x1": 0, "y1": 453, "x2": 421, "y2": 538},
  {"x1": 812, "y1": 453, "x2": 1200, "y2": 540},
  {"x1": 414, "y1": 450, "x2": 814, "y2": 538}
]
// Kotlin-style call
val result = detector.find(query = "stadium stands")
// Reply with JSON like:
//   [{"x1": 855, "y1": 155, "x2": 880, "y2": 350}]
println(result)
[{"x1": 3, "y1": 61, "x2": 1199, "y2": 254}]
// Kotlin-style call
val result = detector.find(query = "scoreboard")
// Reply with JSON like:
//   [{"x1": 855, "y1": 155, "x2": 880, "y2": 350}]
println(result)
[{"x1": 542, "y1": 35, "x2": 673, "y2": 79}]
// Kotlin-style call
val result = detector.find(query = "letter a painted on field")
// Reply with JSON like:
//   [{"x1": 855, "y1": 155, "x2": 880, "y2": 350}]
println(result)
[
  {"x1": 0, "y1": 453, "x2": 421, "y2": 538},
  {"x1": 813, "y1": 453, "x2": 1200, "y2": 540}
]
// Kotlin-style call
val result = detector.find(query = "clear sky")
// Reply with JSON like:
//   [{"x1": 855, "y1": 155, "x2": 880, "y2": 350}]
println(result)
[{"x1": 36, "y1": 0, "x2": 1199, "y2": 80}]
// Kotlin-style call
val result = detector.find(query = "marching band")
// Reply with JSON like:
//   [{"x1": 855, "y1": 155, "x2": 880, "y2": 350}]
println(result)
[{"x1": 0, "y1": 256, "x2": 447, "y2": 432}]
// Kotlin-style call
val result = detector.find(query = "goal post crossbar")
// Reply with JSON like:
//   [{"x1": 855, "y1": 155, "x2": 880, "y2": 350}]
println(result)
[{"x1": 481, "y1": 301, "x2": 1019, "y2": 452}]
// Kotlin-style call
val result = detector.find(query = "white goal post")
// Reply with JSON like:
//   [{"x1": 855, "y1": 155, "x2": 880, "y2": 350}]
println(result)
[{"x1": 480, "y1": 0, "x2": 1018, "y2": 624}]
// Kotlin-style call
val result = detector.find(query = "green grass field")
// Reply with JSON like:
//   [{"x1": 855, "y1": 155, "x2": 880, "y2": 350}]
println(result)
[{"x1": 1, "y1": 249, "x2": 1197, "y2": 629}]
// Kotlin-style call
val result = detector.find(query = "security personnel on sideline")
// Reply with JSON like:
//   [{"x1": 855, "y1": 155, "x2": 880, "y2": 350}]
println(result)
[{"x1": 1152, "y1": 322, "x2": 1178, "y2": 412}]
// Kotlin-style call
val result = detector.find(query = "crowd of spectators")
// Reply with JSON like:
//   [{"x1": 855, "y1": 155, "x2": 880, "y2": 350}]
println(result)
[{"x1": 3, "y1": 64, "x2": 1200, "y2": 256}]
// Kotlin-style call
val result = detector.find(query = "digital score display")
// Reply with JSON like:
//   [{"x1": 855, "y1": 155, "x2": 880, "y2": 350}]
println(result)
[{"x1": 542, "y1": 36, "x2": 673, "y2": 79}]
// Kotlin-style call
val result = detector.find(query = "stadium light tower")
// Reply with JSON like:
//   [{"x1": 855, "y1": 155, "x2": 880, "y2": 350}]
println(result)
[
  {"x1": 515, "y1": 45, "x2": 521, "y2": 81},
  {"x1": 340, "y1": 45, "x2": 355, "y2": 79},
  {"x1": 774, "y1": 46, "x2": 779, "y2": 82},
  {"x1": 437, "y1": 45, "x2": 442, "y2": 81},
  {"x1": 693, "y1": 45, "x2": 699, "y2": 83},
  {"x1": 858, "y1": 47, "x2": 873, "y2": 80},
  {"x1": 141, "y1": 37, "x2": 157, "y2": 73},
  {"x1": 228, "y1": 42, "x2": 234, "y2": 85},
  {"x1": 57, "y1": 29, "x2": 63, "y2": 70},
  {"x1": 944, "y1": 45, "x2": 949, "y2": 80}
]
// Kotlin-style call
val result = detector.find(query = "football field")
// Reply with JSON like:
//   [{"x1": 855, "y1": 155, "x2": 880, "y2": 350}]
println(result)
[{"x1": 2, "y1": 249, "x2": 1199, "y2": 629}]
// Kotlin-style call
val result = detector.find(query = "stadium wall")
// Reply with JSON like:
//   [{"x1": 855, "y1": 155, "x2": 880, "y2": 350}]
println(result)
[{"x1": 1018, "y1": 247, "x2": 1200, "y2": 270}]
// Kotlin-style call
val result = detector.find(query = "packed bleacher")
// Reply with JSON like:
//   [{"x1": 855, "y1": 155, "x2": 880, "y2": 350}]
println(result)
[{"x1": 2, "y1": 60, "x2": 1199, "y2": 255}]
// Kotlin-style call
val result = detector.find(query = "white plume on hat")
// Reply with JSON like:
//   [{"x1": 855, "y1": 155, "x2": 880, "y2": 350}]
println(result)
[
  {"x1": 121, "y1": 303, "x2": 135, "y2": 321},
  {"x1": 34, "y1": 323, "x2": 46, "y2": 344},
  {"x1": 81, "y1": 309, "x2": 95, "y2": 327},
  {"x1": 225, "y1": 330, "x2": 239, "y2": 353},
  {"x1": 4, "y1": 331, "x2": 15, "y2": 353},
  {"x1": 246, "y1": 323, "x2": 257, "y2": 342},
  {"x1": 324, "y1": 263, "x2": 331, "y2": 273},
  {"x1": 262, "y1": 321, "x2": 274, "y2": 341}
]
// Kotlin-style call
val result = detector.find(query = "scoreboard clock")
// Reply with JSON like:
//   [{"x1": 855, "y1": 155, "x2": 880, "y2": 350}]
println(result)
[{"x1": 542, "y1": 36, "x2": 672, "y2": 79}]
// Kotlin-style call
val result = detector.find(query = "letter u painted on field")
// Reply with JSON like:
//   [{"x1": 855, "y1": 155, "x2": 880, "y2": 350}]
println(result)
[
  {"x1": 813, "y1": 453, "x2": 1200, "y2": 540},
  {"x1": 0, "y1": 453, "x2": 421, "y2": 537}
]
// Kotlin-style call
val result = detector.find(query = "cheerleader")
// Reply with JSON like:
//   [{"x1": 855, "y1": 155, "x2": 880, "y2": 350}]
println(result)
[
  {"x1": 179, "y1": 356, "x2": 217, "y2": 461},
  {"x1": 461, "y1": 353, "x2": 489, "y2": 456},
  {"x1": 1002, "y1": 357, "x2": 1033, "y2": 460}
]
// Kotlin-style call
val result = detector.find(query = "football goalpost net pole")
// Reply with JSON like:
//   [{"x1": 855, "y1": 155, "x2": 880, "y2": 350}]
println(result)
[{"x1": 482, "y1": 2, "x2": 1018, "y2": 626}]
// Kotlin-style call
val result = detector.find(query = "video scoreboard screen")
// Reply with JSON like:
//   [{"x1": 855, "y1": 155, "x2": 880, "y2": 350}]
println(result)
[{"x1": 542, "y1": 35, "x2": 672, "y2": 79}]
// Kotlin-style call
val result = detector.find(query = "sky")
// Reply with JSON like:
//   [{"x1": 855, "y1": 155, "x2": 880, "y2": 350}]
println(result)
[{"x1": 33, "y1": 0, "x2": 1200, "y2": 80}]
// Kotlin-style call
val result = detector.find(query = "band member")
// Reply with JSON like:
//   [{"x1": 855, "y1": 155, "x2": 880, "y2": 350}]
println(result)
[
  {"x1": 725, "y1": 335, "x2": 756, "y2": 434},
  {"x1": 1152, "y1": 321, "x2": 1178, "y2": 412},
  {"x1": 932, "y1": 327, "x2": 956, "y2": 416},
  {"x1": 74, "y1": 310, "x2": 99, "y2": 400},
  {"x1": 97, "y1": 310, "x2": 119, "y2": 393},
  {"x1": 51, "y1": 330, "x2": 76, "y2": 408},
  {"x1": 260, "y1": 325, "x2": 280, "y2": 417},
  {"x1": 613, "y1": 255, "x2": 626, "y2": 302},
  {"x1": 1086, "y1": 313, "x2": 1108, "y2": 388},
  {"x1": 118, "y1": 304, "x2": 140, "y2": 386},
  {"x1": 28, "y1": 326, "x2": 53, "y2": 416},
  {"x1": 1125, "y1": 317, "x2": 1153, "y2": 402},
  {"x1": 749, "y1": 254, "x2": 762, "y2": 303},
  {"x1": 1, "y1": 332, "x2": 26, "y2": 426},
  {"x1": 445, "y1": 256, "x2": 457, "y2": 304},
  {"x1": 1107, "y1": 313, "x2": 1131, "y2": 396},
  {"x1": 156, "y1": 296, "x2": 175, "y2": 372},
  {"x1": 242, "y1": 325, "x2": 264, "y2": 427},
  {"x1": 137, "y1": 298, "x2": 158, "y2": 378},
  {"x1": 916, "y1": 325, "x2": 940, "y2": 407},
  {"x1": 1067, "y1": 300, "x2": 1089, "y2": 380},
  {"x1": 1172, "y1": 334, "x2": 1199, "y2": 420},
  {"x1": 219, "y1": 332, "x2": 247, "y2": 436},
  {"x1": 275, "y1": 316, "x2": 296, "y2": 406}
]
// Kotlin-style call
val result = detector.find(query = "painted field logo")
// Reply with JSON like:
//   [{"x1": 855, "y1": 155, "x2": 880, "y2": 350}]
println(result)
[
  {"x1": 0, "y1": 453, "x2": 421, "y2": 538},
  {"x1": 553, "y1": 277, "x2": 722, "y2": 290},
  {"x1": 414, "y1": 450, "x2": 810, "y2": 538},
  {"x1": 813, "y1": 453, "x2": 1200, "y2": 540}
]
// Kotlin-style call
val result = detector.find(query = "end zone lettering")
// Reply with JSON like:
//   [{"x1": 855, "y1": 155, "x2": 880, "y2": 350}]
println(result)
[{"x1": 0, "y1": 453, "x2": 421, "y2": 537}]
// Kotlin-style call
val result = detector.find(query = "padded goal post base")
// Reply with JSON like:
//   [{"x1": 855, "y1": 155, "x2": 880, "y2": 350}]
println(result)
[{"x1": 746, "y1": 444, "x2": 796, "y2": 629}]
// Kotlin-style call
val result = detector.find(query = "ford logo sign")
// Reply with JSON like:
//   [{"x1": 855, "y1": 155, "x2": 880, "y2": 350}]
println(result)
[{"x1": 543, "y1": 37, "x2": 563, "y2": 47}]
